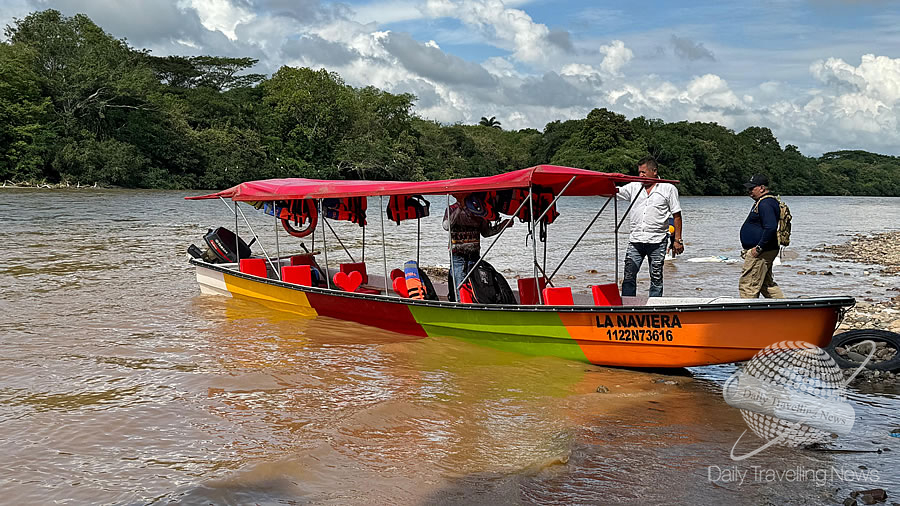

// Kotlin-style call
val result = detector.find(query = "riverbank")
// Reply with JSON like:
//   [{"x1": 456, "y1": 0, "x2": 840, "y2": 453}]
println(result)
[
  {"x1": 823, "y1": 231, "x2": 900, "y2": 387},
  {"x1": 1, "y1": 180, "x2": 101, "y2": 189},
  {"x1": 830, "y1": 230, "x2": 900, "y2": 335},
  {"x1": 818, "y1": 231, "x2": 900, "y2": 276}
]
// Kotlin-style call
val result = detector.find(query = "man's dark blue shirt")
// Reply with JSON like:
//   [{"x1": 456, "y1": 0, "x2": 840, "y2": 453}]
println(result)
[{"x1": 740, "y1": 196, "x2": 780, "y2": 252}]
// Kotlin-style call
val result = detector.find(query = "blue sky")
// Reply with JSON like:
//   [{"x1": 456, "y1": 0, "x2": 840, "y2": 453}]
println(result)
[{"x1": 2, "y1": 0, "x2": 898, "y2": 155}]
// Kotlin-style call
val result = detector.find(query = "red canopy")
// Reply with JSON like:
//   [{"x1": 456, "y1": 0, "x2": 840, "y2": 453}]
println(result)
[{"x1": 186, "y1": 165, "x2": 677, "y2": 201}]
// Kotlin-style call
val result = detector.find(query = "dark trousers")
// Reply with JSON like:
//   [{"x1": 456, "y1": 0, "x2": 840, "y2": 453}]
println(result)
[{"x1": 622, "y1": 240, "x2": 667, "y2": 297}]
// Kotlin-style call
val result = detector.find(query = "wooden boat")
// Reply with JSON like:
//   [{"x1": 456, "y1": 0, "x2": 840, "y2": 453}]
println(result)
[{"x1": 187, "y1": 165, "x2": 854, "y2": 368}]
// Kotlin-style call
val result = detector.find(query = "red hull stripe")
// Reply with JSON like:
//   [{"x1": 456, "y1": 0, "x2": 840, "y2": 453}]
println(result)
[{"x1": 304, "y1": 292, "x2": 428, "y2": 337}]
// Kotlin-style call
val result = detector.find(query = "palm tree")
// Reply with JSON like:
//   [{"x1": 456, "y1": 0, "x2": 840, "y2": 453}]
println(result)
[{"x1": 479, "y1": 116, "x2": 502, "y2": 129}]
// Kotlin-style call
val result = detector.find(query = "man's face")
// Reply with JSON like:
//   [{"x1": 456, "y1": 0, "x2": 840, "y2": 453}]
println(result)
[
  {"x1": 638, "y1": 163, "x2": 658, "y2": 183},
  {"x1": 749, "y1": 184, "x2": 766, "y2": 200}
]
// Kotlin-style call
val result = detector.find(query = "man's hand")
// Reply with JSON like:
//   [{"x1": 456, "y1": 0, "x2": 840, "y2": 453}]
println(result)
[
  {"x1": 749, "y1": 247, "x2": 760, "y2": 258},
  {"x1": 674, "y1": 242, "x2": 684, "y2": 255}
]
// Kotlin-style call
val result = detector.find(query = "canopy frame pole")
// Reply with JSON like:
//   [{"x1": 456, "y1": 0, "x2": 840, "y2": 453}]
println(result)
[
  {"x1": 529, "y1": 185, "x2": 541, "y2": 304},
  {"x1": 542, "y1": 227, "x2": 547, "y2": 280},
  {"x1": 614, "y1": 193, "x2": 640, "y2": 286},
  {"x1": 614, "y1": 197, "x2": 618, "y2": 286},
  {"x1": 324, "y1": 218, "x2": 356, "y2": 263},
  {"x1": 234, "y1": 202, "x2": 280, "y2": 280},
  {"x1": 533, "y1": 176, "x2": 576, "y2": 224},
  {"x1": 616, "y1": 193, "x2": 640, "y2": 232},
  {"x1": 217, "y1": 196, "x2": 239, "y2": 264},
  {"x1": 218, "y1": 196, "x2": 237, "y2": 216},
  {"x1": 416, "y1": 218, "x2": 421, "y2": 266},
  {"x1": 362, "y1": 223, "x2": 365, "y2": 263},
  {"x1": 447, "y1": 194, "x2": 455, "y2": 299},
  {"x1": 380, "y1": 196, "x2": 389, "y2": 294},
  {"x1": 274, "y1": 209, "x2": 281, "y2": 269},
  {"x1": 320, "y1": 199, "x2": 331, "y2": 289},
  {"x1": 457, "y1": 189, "x2": 531, "y2": 289},
  {"x1": 548, "y1": 196, "x2": 612, "y2": 283}
]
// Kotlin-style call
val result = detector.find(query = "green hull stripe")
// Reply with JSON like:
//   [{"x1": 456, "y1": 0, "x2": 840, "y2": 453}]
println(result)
[{"x1": 407, "y1": 305, "x2": 589, "y2": 363}]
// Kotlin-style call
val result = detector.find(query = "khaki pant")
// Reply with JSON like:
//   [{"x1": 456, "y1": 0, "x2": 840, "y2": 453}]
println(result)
[{"x1": 739, "y1": 249, "x2": 784, "y2": 299}]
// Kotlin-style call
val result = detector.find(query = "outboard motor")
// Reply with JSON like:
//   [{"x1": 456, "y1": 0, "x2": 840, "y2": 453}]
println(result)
[{"x1": 188, "y1": 227, "x2": 254, "y2": 263}]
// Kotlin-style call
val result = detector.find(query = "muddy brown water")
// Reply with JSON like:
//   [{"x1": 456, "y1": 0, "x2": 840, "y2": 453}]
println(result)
[{"x1": 1, "y1": 189, "x2": 899, "y2": 504}]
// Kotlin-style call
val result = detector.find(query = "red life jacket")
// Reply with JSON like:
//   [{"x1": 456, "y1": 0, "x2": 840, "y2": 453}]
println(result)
[
  {"x1": 463, "y1": 192, "x2": 498, "y2": 221},
  {"x1": 387, "y1": 195, "x2": 430, "y2": 224},
  {"x1": 280, "y1": 199, "x2": 316, "y2": 225},
  {"x1": 323, "y1": 197, "x2": 367, "y2": 227},
  {"x1": 279, "y1": 199, "x2": 318, "y2": 238},
  {"x1": 496, "y1": 186, "x2": 559, "y2": 224}
]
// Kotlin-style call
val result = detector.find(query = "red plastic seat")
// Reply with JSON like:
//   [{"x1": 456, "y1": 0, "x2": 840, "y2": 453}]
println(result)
[
  {"x1": 591, "y1": 283, "x2": 623, "y2": 306},
  {"x1": 239, "y1": 258, "x2": 268, "y2": 278},
  {"x1": 542, "y1": 286, "x2": 574, "y2": 305},
  {"x1": 459, "y1": 283, "x2": 475, "y2": 304},
  {"x1": 281, "y1": 265, "x2": 312, "y2": 286},
  {"x1": 517, "y1": 277, "x2": 547, "y2": 305},
  {"x1": 340, "y1": 262, "x2": 368, "y2": 284},
  {"x1": 390, "y1": 268, "x2": 405, "y2": 281}
]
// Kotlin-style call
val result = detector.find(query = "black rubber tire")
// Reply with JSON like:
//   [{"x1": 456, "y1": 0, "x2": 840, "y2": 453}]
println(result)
[{"x1": 826, "y1": 329, "x2": 900, "y2": 372}]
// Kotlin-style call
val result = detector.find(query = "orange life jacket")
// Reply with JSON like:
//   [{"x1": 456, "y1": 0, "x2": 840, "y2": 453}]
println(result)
[
  {"x1": 496, "y1": 186, "x2": 559, "y2": 224},
  {"x1": 387, "y1": 195, "x2": 430, "y2": 224},
  {"x1": 463, "y1": 192, "x2": 498, "y2": 221},
  {"x1": 323, "y1": 197, "x2": 367, "y2": 227}
]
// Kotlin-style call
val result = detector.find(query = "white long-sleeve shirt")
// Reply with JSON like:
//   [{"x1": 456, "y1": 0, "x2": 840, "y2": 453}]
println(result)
[{"x1": 616, "y1": 182, "x2": 681, "y2": 244}]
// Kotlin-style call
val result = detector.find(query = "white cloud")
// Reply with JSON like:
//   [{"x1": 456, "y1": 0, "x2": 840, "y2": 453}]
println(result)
[
  {"x1": 183, "y1": 0, "x2": 253, "y2": 40},
  {"x1": 422, "y1": 0, "x2": 555, "y2": 64},
  {"x1": 598, "y1": 40, "x2": 632, "y2": 77},
  {"x1": 5, "y1": 1, "x2": 899, "y2": 156}
]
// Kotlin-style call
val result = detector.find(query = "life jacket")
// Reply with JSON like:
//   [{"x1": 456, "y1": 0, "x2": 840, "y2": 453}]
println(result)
[
  {"x1": 255, "y1": 199, "x2": 316, "y2": 226},
  {"x1": 497, "y1": 186, "x2": 559, "y2": 225},
  {"x1": 463, "y1": 192, "x2": 498, "y2": 221},
  {"x1": 323, "y1": 197, "x2": 367, "y2": 227},
  {"x1": 387, "y1": 195, "x2": 430, "y2": 224},
  {"x1": 495, "y1": 189, "x2": 526, "y2": 217}
]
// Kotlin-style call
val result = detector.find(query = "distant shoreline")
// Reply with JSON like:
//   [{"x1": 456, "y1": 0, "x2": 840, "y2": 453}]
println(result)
[{"x1": 1, "y1": 181, "x2": 101, "y2": 189}]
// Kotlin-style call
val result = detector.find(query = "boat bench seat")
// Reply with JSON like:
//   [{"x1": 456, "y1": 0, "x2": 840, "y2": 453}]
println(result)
[
  {"x1": 517, "y1": 277, "x2": 547, "y2": 305},
  {"x1": 542, "y1": 286, "x2": 574, "y2": 305},
  {"x1": 282, "y1": 265, "x2": 312, "y2": 286},
  {"x1": 239, "y1": 258, "x2": 268, "y2": 279},
  {"x1": 591, "y1": 283, "x2": 622, "y2": 306}
]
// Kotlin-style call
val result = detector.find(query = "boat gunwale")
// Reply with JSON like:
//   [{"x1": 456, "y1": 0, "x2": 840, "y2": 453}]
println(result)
[{"x1": 192, "y1": 258, "x2": 856, "y2": 313}]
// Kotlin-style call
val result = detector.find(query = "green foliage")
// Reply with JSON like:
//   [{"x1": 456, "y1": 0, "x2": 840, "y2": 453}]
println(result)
[
  {"x1": 0, "y1": 42, "x2": 52, "y2": 181},
  {"x1": 1, "y1": 9, "x2": 899, "y2": 196}
]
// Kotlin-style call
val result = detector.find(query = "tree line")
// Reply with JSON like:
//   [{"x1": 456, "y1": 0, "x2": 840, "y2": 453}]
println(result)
[{"x1": 1, "y1": 9, "x2": 898, "y2": 196}]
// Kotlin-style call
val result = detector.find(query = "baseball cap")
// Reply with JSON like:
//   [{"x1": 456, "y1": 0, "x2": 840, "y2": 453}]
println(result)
[{"x1": 743, "y1": 174, "x2": 769, "y2": 189}]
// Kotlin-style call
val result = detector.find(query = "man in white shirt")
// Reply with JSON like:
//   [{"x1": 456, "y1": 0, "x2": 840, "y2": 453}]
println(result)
[{"x1": 616, "y1": 156, "x2": 684, "y2": 297}]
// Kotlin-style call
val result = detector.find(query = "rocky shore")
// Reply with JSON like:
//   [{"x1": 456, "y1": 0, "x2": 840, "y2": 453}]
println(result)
[
  {"x1": 1, "y1": 180, "x2": 100, "y2": 189},
  {"x1": 818, "y1": 231, "x2": 900, "y2": 276},
  {"x1": 823, "y1": 231, "x2": 900, "y2": 388}
]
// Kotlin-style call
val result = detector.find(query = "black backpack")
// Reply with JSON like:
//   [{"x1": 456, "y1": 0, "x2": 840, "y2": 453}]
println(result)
[{"x1": 447, "y1": 261, "x2": 515, "y2": 305}]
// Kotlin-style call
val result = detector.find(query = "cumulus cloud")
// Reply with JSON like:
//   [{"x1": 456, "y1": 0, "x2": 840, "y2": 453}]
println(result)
[
  {"x1": 6, "y1": 1, "x2": 899, "y2": 155},
  {"x1": 598, "y1": 40, "x2": 633, "y2": 76},
  {"x1": 281, "y1": 34, "x2": 361, "y2": 66},
  {"x1": 379, "y1": 31, "x2": 496, "y2": 88},
  {"x1": 421, "y1": 0, "x2": 557, "y2": 64},
  {"x1": 670, "y1": 35, "x2": 715, "y2": 62}
]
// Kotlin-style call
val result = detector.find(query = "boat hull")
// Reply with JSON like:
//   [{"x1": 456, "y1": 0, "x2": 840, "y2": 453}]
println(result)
[{"x1": 193, "y1": 260, "x2": 853, "y2": 368}]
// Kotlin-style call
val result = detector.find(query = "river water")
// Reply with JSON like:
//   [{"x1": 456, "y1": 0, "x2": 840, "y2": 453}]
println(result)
[{"x1": 1, "y1": 189, "x2": 898, "y2": 505}]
